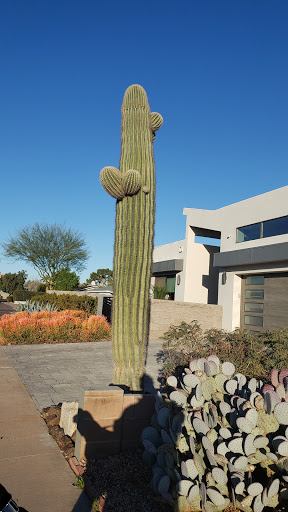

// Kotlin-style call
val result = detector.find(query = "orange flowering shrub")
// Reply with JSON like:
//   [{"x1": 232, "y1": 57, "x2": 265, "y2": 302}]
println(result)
[{"x1": 0, "y1": 310, "x2": 111, "y2": 345}]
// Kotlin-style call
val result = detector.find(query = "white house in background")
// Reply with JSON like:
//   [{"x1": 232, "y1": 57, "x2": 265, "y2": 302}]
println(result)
[{"x1": 152, "y1": 185, "x2": 288, "y2": 333}]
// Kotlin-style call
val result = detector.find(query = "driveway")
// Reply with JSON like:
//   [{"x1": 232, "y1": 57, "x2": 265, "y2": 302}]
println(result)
[
  {"x1": 4, "y1": 339, "x2": 164, "y2": 410},
  {"x1": 0, "y1": 301, "x2": 17, "y2": 317}
]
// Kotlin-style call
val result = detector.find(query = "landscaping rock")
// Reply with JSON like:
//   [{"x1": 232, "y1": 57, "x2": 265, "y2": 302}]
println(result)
[
  {"x1": 69, "y1": 456, "x2": 85, "y2": 476},
  {"x1": 58, "y1": 435, "x2": 73, "y2": 450},
  {"x1": 45, "y1": 414, "x2": 59, "y2": 428},
  {"x1": 59, "y1": 401, "x2": 78, "y2": 437},
  {"x1": 49, "y1": 425, "x2": 65, "y2": 442},
  {"x1": 41, "y1": 405, "x2": 61, "y2": 420},
  {"x1": 62, "y1": 443, "x2": 75, "y2": 458}
]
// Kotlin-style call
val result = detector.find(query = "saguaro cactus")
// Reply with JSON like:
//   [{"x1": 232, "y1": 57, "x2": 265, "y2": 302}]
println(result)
[{"x1": 100, "y1": 84, "x2": 163, "y2": 391}]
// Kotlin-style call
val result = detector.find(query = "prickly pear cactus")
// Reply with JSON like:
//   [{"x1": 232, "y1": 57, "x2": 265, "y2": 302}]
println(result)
[
  {"x1": 142, "y1": 359, "x2": 288, "y2": 512},
  {"x1": 100, "y1": 85, "x2": 163, "y2": 390}
]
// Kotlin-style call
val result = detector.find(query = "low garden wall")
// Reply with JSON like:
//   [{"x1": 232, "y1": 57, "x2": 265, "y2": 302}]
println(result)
[
  {"x1": 149, "y1": 299, "x2": 222, "y2": 339},
  {"x1": 46, "y1": 290, "x2": 90, "y2": 297},
  {"x1": 75, "y1": 387, "x2": 155, "y2": 460}
]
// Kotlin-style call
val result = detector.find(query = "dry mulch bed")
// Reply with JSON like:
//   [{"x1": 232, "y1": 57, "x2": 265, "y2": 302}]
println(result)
[{"x1": 85, "y1": 448, "x2": 168, "y2": 512}]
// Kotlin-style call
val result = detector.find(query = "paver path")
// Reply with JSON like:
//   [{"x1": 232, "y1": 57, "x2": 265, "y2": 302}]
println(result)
[
  {"x1": 4, "y1": 339, "x2": 164, "y2": 410},
  {"x1": 0, "y1": 346, "x2": 91, "y2": 512}
]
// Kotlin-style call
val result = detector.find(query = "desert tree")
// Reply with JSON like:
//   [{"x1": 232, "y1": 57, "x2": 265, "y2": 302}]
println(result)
[
  {"x1": 86, "y1": 269, "x2": 113, "y2": 287},
  {"x1": 2, "y1": 223, "x2": 89, "y2": 289}
]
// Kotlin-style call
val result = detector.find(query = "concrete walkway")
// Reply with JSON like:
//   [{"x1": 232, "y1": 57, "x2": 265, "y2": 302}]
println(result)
[
  {"x1": 0, "y1": 300, "x2": 164, "y2": 511},
  {"x1": 4, "y1": 339, "x2": 164, "y2": 410},
  {"x1": 0, "y1": 346, "x2": 91, "y2": 512}
]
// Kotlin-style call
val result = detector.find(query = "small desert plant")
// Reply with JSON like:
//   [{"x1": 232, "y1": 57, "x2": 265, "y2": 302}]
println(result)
[
  {"x1": 17, "y1": 300, "x2": 58, "y2": 313},
  {"x1": 73, "y1": 476, "x2": 85, "y2": 489},
  {"x1": 153, "y1": 286, "x2": 167, "y2": 299},
  {"x1": 91, "y1": 498, "x2": 100, "y2": 511}
]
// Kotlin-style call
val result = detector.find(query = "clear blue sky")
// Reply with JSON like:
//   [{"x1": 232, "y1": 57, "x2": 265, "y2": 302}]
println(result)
[{"x1": 1, "y1": 0, "x2": 288, "y2": 282}]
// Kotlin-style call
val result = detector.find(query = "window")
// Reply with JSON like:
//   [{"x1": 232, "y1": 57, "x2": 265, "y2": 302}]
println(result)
[
  {"x1": 244, "y1": 315, "x2": 263, "y2": 326},
  {"x1": 263, "y1": 216, "x2": 288, "y2": 238},
  {"x1": 245, "y1": 289, "x2": 264, "y2": 299},
  {"x1": 236, "y1": 223, "x2": 261, "y2": 243},
  {"x1": 245, "y1": 275, "x2": 264, "y2": 285},
  {"x1": 237, "y1": 215, "x2": 288, "y2": 243},
  {"x1": 244, "y1": 303, "x2": 264, "y2": 313}
]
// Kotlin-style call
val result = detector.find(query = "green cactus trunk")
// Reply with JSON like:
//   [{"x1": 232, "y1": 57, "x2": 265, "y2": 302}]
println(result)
[{"x1": 100, "y1": 84, "x2": 162, "y2": 391}]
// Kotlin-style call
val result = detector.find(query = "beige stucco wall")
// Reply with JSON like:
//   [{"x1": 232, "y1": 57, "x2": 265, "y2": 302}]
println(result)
[
  {"x1": 218, "y1": 272, "x2": 242, "y2": 331},
  {"x1": 183, "y1": 226, "x2": 219, "y2": 304},
  {"x1": 149, "y1": 299, "x2": 222, "y2": 339}
]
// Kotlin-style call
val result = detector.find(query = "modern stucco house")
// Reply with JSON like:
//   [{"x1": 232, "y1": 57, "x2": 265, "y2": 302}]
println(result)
[{"x1": 152, "y1": 185, "x2": 288, "y2": 333}]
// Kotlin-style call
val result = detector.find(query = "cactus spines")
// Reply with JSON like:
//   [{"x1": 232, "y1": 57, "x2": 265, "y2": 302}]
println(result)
[
  {"x1": 279, "y1": 369, "x2": 288, "y2": 384},
  {"x1": 222, "y1": 361, "x2": 235, "y2": 377},
  {"x1": 100, "y1": 85, "x2": 162, "y2": 390},
  {"x1": 206, "y1": 488, "x2": 226, "y2": 508},
  {"x1": 167, "y1": 375, "x2": 178, "y2": 387},
  {"x1": 158, "y1": 475, "x2": 170, "y2": 495},
  {"x1": 274, "y1": 402, "x2": 288, "y2": 424},
  {"x1": 271, "y1": 368, "x2": 279, "y2": 388},
  {"x1": 247, "y1": 482, "x2": 263, "y2": 496},
  {"x1": 150, "y1": 112, "x2": 163, "y2": 132},
  {"x1": 142, "y1": 185, "x2": 150, "y2": 194},
  {"x1": 122, "y1": 169, "x2": 141, "y2": 196},
  {"x1": 100, "y1": 166, "x2": 125, "y2": 199},
  {"x1": 176, "y1": 480, "x2": 193, "y2": 497}
]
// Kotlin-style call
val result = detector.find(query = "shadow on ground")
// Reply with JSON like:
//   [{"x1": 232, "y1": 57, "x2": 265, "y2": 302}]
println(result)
[{"x1": 70, "y1": 375, "x2": 168, "y2": 512}]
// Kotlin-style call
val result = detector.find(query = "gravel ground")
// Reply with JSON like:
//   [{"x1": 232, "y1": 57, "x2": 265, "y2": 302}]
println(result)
[{"x1": 86, "y1": 448, "x2": 168, "y2": 512}]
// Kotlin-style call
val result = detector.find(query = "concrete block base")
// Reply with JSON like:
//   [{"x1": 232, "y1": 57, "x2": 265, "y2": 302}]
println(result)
[{"x1": 75, "y1": 387, "x2": 155, "y2": 461}]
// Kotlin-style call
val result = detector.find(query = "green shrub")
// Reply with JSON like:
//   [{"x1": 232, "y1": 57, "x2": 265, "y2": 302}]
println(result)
[
  {"x1": 153, "y1": 286, "x2": 167, "y2": 299},
  {"x1": 158, "y1": 320, "x2": 288, "y2": 383},
  {"x1": 0, "y1": 271, "x2": 26, "y2": 295},
  {"x1": 13, "y1": 290, "x2": 40, "y2": 301},
  {"x1": 6, "y1": 295, "x2": 14, "y2": 302},
  {"x1": 37, "y1": 283, "x2": 46, "y2": 292},
  {"x1": 53, "y1": 268, "x2": 80, "y2": 291},
  {"x1": 30, "y1": 293, "x2": 98, "y2": 315}
]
